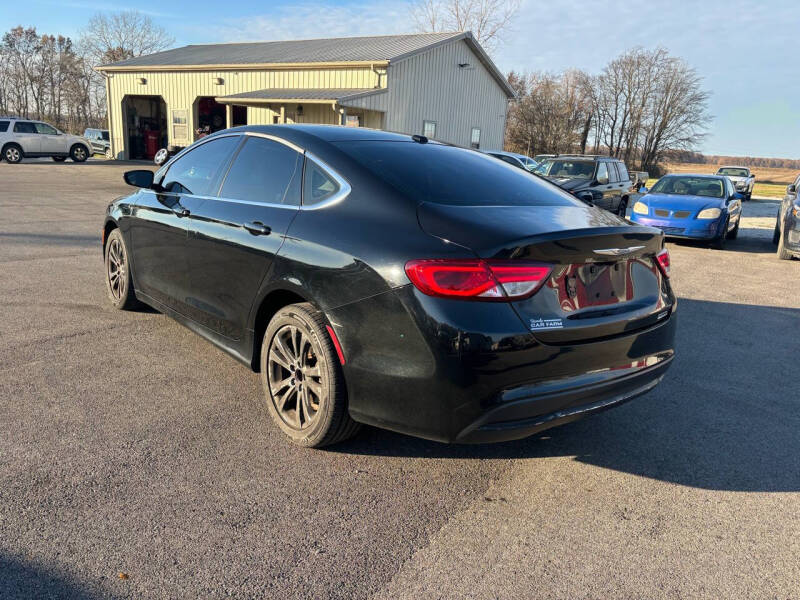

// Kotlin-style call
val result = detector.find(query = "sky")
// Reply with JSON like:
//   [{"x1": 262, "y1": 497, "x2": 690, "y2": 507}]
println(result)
[{"x1": 5, "y1": 0, "x2": 799, "y2": 158}]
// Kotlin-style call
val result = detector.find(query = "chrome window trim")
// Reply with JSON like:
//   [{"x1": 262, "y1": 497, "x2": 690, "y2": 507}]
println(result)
[
  {"x1": 157, "y1": 130, "x2": 351, "y2": 211},
  {"x1": 301, "y1": 151, "x2": 351, "y2": 210}
]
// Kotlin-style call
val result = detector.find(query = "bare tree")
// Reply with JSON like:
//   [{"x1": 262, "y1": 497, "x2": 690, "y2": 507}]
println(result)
[
  {"x1": 80, "y1": 11, "x2": 173, "y2": 66},
  {"x1": 411, "y1": 0, "x2": 520, "y2": 51},
  {"x1": 506, "y1": 47, "x2": 710, "y2": 171}
]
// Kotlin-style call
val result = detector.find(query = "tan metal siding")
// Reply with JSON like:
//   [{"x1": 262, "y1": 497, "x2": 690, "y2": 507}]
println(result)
[
  {"x1": 106, "y1": 67, "x2": 381, "y2": 157},
  {"x1": 356, "y1": 39, "x2": 508, "y2": 148}
]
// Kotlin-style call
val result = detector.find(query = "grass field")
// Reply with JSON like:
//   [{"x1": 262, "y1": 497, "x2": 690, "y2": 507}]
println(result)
[{"x1": 646, "y1": 162, "x2": 797, "y2": 198}]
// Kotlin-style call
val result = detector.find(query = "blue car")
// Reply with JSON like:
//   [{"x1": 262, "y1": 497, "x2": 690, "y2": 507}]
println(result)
[{"x1": 629, "y1": 174, "x2": 743, "y2": 249}]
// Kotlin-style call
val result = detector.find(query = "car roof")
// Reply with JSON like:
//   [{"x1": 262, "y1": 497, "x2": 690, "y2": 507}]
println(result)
[
  {"x1": 662, "y1": 173, "x2": 725, "y2": 180},
  {"x1": 717, "y1": 165, "x2": 749, "y2": 170},
  {"x1": 223, "y1": 124, "x2": 412, "y2": 144}
]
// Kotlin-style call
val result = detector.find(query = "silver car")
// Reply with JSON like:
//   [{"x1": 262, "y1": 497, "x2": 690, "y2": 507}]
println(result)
[{"x1": 0, "y1": 117, "x2": 92, "y2": 163}]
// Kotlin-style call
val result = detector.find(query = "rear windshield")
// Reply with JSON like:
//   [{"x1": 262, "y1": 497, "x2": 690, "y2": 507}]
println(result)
[
  {"x1": 333, "y1": 141, "x2": 581, "y2": 207},
  {"x1": 535, "y1": 159, "x2": 596, "y2": 179},
  {"x1": 651, "y1": 176, "x2": 725, "y2": 198}
]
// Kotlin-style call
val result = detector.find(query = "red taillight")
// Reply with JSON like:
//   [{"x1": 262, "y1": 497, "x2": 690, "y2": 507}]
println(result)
[
  {"x1": 655, "y1": 248, "x2": 670, "y2": 278},
  {"x1": 404, "y1": 259, "x2": 552, "y2": 301}
]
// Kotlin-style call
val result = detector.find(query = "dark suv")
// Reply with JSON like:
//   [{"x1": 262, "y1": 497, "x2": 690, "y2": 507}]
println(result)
[{"x1": 534, "y1": 155, "x2": 635, "y2": 216}]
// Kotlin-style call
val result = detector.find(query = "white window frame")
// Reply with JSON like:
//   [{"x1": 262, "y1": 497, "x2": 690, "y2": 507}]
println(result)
[
  {"x1": 470, "y1": 127, "x2": 481, "y2": 149},
  {"x1": 423, "y1": 120, "x2": 437, "y2": 139}
]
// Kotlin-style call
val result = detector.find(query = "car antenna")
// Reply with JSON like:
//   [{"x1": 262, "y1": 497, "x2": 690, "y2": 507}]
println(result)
[{"x1": 411, "y1": 134, "x2": 428, "y2": 144}]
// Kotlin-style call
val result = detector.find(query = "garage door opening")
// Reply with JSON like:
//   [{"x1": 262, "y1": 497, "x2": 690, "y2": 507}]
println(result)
[
  {"x1": 194, "y1": 97, "x2": 227, "y2": 138},
  {"x1": 122, "y1": 95, "x2": 167, "y2": 160}
]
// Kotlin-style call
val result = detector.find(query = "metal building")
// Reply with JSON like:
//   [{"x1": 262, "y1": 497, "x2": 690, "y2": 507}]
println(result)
[{"x1": 97, "y1": 31, "x2": 514, "y2": 160}]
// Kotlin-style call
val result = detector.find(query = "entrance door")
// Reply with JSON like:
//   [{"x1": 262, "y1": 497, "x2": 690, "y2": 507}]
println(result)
[
  {"x1": 129, "y1": 135, "x2": 241, "y2": 313},
  {"x1": 187, "y1": 134, "x2": 303, "y2": 340},
  {"x1": 195, "y1": 97, "x2": 227, "y2": 138},
  {"x1": 232, "y1": 105, "x2": 247, "y2": 127}
]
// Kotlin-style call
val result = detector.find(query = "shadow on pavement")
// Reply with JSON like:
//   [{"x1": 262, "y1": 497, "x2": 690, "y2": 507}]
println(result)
[
  {"x1": 0, "y1": 232, "x2": 99, "y2": 246},
  {"x1": 334, "y1": 299, "x2": 800, "y2": 492},
  {"x1": 0, "y1": 553, "x2": 110, "y2": 600}
]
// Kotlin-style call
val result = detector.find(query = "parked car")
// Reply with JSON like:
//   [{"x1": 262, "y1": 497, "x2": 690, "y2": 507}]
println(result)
[
  {"x1": 483, "y1": 150, "x2": 538, "y2": 172},
  {"x1": 103, "y1": 125, "x2": 675, "y2": 448},
  {"x1": 629, "y1": 174, "x2": 742, "y2": 249},
  {"x1": 716, "y1": 166, "x2": 755, "y2": 200},
  {"x1": 84, "y1": 128, "x2": 112, "y2": 158},
  {"x1": 0, "y1": 117, "x2": 91, "y2": 163},
  {"x1": 772, "y1": 174, "x2": 800, "y2": 260},
  {"x1": 632, "y1": 171, "x2": 650, "y2": 190},
  {"x1": 534, "y1": 155, "x2": 635, "y2": 216}
]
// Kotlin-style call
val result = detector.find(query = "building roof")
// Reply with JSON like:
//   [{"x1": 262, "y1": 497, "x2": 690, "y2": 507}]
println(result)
[
  {"x1": 215, "y1": 88, "x2": 377, "y2": 104},
  {"x1": 98, "y1": 31, "x2": 515, "y2": 98}
]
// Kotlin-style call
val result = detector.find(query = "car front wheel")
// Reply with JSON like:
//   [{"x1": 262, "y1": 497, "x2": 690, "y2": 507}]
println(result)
[
  {"x1": 776, "y1": 226, "x2": 793, "y2": 260},
  {"x1": 260, "y1": 303, "x2": 360, "y2": 448},
  {"x1": 617, "y1": 197, "x2": 628, "y2": 217},
  {"x1": 711, "y1": 218, "x2": 729, "y2": 250},
  {"x1": 104, "y1": 229, "x2": 138, "y2": 309}
]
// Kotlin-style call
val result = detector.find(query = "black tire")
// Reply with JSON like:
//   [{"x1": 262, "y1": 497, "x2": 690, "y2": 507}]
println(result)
[
  {"x1": 260, "y1": 302, "x2": 360, "y2": 448},
  {"x1": 773, "y1": 220, "x2": 781, "y2": 245},
  {"x1": 104, "y1": 229, "x2": 138, "y2": 310},
  {"x1": 104, "y1": 147, "x2": 113, "y2": 159},
  {"x1": 726, "y1": 217, "x2": 740, "y2": 240},
  {"x1": 745, "y1": 192, "x2": 752, "y2": 201},
  {"x1": 52, "y1": 156, "x2": 67, "y2": 162},
  {"x1": 70, "y1": 144, "x2": 89, "y2": 162},
  {"x1": 711, "y1": 219, "x2": 728, "y2": 250},
  {"x1": 776, "y1": 226, "x2": 793, "y2": 260},
  {"x1": 3, "y1": 144, "x2": 23, "y2": 163},
  {"x1": 617, "y1": 197, "x2": 628, "y2": 217}
]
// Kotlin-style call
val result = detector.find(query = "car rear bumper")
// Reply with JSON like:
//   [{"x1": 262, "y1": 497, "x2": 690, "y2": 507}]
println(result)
[
  {"x1": 455, "y1": 352, "x2": 673, "y2": 443},
  {"x1": 329, "y1": 285, "x2": 676, "y2": 444}
]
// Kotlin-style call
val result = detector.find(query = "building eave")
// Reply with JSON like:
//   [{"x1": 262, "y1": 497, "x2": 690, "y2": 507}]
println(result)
[{"x1": 96, "y1": 60, "x2": 390, "y2": 73}]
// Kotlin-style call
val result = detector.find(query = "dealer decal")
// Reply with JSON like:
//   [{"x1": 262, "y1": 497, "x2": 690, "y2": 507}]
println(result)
[{"x1": 529, "y1": 317, "x2": 564, "y2": 331}]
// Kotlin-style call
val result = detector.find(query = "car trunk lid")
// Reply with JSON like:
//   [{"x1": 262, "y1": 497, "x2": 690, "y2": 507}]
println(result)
[{"x1": 417, "y1": 202, "x2": 672, "y2": 344}]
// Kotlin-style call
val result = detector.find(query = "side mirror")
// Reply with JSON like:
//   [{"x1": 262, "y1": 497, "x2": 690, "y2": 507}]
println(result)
[
  {"x1": 596, "y1": 175, "x2": 609, "y2": 185},
  {"x1": 732, "y1": 192, "x2": 744, "y2": 201},
  {"x1": 575, "y1": 191, "x2": 595, "y2": 205},
  {"x1": 788, "y1": 184, "x2": 797, "y2": 194},
  {"x1": 639, "y1": 186, "x2": 649, "y2": 194},
  {"x1": 124, "y1": 169, "x2": 155, "y2": 189}
]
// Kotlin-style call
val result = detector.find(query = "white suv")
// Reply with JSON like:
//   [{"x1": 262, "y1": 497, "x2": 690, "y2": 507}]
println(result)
[{"x1": 0, "y1": 117, "x2": 92, "y2": 163}]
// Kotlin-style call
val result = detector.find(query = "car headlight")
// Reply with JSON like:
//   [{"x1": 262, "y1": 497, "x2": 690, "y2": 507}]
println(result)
[
  {"x1": 633, "y1": 201, "x2": 649, "y2": 215},
  {"x1": 697, "y1": 208, "x2": 722, "y2": 219}
]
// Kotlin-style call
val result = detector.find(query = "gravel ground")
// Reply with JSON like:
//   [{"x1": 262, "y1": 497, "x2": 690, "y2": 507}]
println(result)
[{"x1": 1, "y1": 160, "x2": 799, "y2": 599}]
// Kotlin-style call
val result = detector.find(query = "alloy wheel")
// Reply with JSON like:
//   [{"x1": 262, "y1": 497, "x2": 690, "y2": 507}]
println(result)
[
  {"x1": 106, "y1": 238, "x2": 126, "y2": 300},
  {"x1": 267, "y1": 325, "x2": 325, "y2": 431},
  {"x1": 6, "y1": 147, "x2": 20, "y2": 162},
  {"x1": 73, "y1": 146, "x2": 87, "y2": 161}
]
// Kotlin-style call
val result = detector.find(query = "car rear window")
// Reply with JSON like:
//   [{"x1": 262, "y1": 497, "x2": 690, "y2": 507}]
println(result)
[
  {"x1": 333, "y1": 141, "x2": 581, "y2": 207},
  {"x1": 0, "y1": 120, "x2": 9, "y2": 132}
]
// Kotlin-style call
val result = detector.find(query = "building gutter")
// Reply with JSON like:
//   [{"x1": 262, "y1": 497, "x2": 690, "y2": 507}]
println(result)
[{"x1": 96, "y1": 60, "x2": 390, "y2": 73}]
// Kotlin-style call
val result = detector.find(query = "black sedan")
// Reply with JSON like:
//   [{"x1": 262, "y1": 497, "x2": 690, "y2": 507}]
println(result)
[
  {"x1": 773, "y1": 176, "x2": 800, "y2": 260},
  {"x1": 103, "y1": 125, "x2": 676, "y2": 448}
]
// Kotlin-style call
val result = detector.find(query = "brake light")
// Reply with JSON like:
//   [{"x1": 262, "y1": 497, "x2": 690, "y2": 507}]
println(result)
[
  {"x1": 404, "y1": 259, "x2": 552, "y2": 301},
  {"x1": 655, "y1": 248, "x2": 670, "y2": 278}
]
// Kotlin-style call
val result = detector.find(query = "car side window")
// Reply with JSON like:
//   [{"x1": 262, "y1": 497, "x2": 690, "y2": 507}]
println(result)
[
  {"x1": 0, "y1": 120, "x2": 9, "y2": 132},
  {"x1": 607, "y1": 162, "x2": 620, "y2": 183},
  {"x1": 34, "y1": 123, "x2": 58, "y2": 135},
  {"x1": 13, "y1": 121, "x2": 37, "y2": 134},
  {"x1": 595, "y1": 162, "x2": 609, "y2": 183},
  {"x1": 162, "y1": 136, "x2": 240, "y2": 196},
  {"x1": 616, "y1": 162, "x2": 629, "y2": 182},
  {"x1": 220, "y1": 136, "x2": 302, "y2": 206},
  {"x1": 303, "y1": 159, "x2": 341, "y2": 206}
]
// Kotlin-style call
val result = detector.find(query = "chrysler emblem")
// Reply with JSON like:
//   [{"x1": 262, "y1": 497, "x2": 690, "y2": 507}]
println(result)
[{"x1": 593, "y1": 246, "x2": 645, "y2": 256}]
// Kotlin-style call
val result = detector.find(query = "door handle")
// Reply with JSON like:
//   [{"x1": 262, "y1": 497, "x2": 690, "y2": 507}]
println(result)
[
  {"x1": 244, "y1": 221, "x2": 271, "y2": 236},
  {"x1": 174, "y1": 208, "x2": 190, "y2": 217}
]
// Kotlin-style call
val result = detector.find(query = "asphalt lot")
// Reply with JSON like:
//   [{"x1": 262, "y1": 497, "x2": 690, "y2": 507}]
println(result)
[{"x1": 1, "y1": 159, "x2": 799, "y2": 599}]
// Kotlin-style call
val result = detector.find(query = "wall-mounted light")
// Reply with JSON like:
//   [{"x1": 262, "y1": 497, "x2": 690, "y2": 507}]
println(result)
[
  {"x1": 137, "y1": 77, "x2": 147, "y2": 85},
  {"x1": 458, "y1": 63, "x2": 470, "y2": 68},
  {"x1": 212, "y1": 77, "x2": 224, "y2": 85}
]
